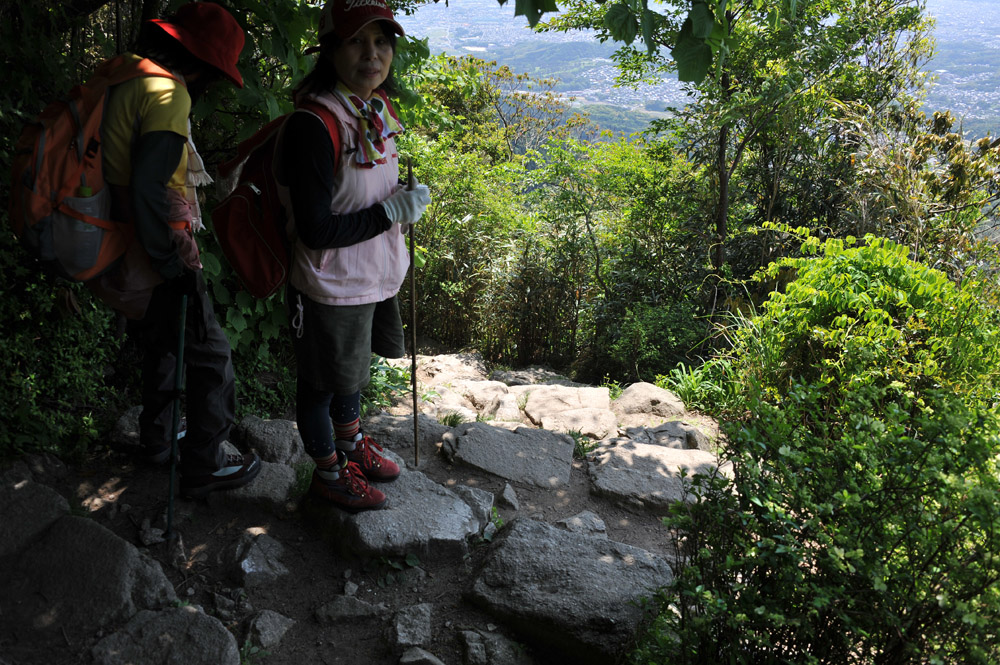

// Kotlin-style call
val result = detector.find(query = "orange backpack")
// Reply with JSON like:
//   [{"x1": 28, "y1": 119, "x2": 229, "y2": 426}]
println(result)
[{"x1": 9, "y1": 55, "x2": 179, "y2": 281}]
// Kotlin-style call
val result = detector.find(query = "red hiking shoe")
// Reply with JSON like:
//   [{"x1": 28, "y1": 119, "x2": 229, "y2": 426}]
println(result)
[
  {"x1": 340, "y1": 434, "x2": 400, "y2": 482},
  {"x1": 310, "y1": 461, "x2": 387, "y2": 512}
]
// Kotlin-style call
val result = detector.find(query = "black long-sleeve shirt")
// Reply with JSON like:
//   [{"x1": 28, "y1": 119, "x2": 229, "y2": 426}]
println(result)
[
  {"x1": 279, "y1": 111, "x2": 391, "y2": 250},
  {"x1": 130, "y1": 130, "x2": 187, "y2": 279}
]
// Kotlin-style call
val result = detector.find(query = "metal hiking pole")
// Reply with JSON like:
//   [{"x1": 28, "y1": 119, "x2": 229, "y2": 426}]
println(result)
[
  {"x1": 407, "y1": 158, "x2": 419, "y2": 467},
  {"x1": 164, "y1": 294, "x2": 187, "y2": 541}
]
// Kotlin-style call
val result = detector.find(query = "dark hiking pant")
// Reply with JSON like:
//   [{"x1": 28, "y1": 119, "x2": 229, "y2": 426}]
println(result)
[{"x1": 137, "y1": 270, "x2": 234, "y2": 474}]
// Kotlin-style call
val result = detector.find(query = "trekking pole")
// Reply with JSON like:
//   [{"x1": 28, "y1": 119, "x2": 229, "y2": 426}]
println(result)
[
  {"x1": 164, "y1": 294, "x2": 187, "y2": 541},
  {"x1": 407, "y1": 158, "x2": 419, "y2": 467}
]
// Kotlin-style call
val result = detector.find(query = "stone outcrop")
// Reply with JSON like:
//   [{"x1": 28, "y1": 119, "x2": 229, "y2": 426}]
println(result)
[
  {"x1": 91, "y1": 606, "x2": 240, "y2": 665},
  {"x1": 2, "y1": 350, "x2": 725, "y2": 665},
  {"x1": 2, "y1": 515, "x2": 177, "y2": 643},
  {"x1": 468, "y1": 518, "x2": 674, "y2": 664},
  {"x1": 442, "y1": 423, "x2": 575, "y2": 488},
  {"x1": 588, "y1": 438, "x2": 728, "y2": 512},
  {"x1": 0, "y1": 463, "x2": 69, "y2": 559},
  {"x1": 310, "y1": 451, "x2": 485, "y2": 560}
]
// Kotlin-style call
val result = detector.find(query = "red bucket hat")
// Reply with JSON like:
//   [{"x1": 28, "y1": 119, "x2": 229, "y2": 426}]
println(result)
[
  {"x1": 315, "y1": 0, "x2": 405, "y2": 43},
  {"x1": 148, "y1": 2, "x2": 245, "y2": 88}
]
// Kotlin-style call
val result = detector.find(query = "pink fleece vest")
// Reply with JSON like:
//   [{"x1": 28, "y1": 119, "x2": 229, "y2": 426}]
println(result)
[{"x1": 281, "y1": 91, "x2": 409, "y2": 306}]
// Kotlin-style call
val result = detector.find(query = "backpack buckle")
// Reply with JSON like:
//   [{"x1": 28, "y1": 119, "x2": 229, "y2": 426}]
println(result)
[{"x1": 84, "y1": 138, "x2": 100, "y2": 159}]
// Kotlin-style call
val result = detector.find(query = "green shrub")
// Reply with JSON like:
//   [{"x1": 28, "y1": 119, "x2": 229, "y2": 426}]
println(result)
[
  {"x1": 633, "y1": 235, "x2": 1000, "y2": 664},
  {"x1": 195, "y1": 221, "x2": 297, "y2": 421},
  {"x1": 655, "y1": 359, "x2": 737, "y2": 414},
  {"x1": 363, "y1": 357, "x2": 410, "y2": 417},
  {"x1": 0, "y1": 234, "x2": 126, "y2": 460},
  {"x1": 609, "y1": 301, "x2": 705, "y2": 382}
]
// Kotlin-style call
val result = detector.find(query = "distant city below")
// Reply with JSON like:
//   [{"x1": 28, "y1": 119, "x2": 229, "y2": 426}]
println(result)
[{"x1": 404, "y1": 0, "x2": 1000, "y2": 138}]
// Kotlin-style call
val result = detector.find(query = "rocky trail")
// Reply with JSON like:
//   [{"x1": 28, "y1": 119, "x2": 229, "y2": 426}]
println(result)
[{"x1": 0, "y1": 352, "x2": 726, "y2": 665}]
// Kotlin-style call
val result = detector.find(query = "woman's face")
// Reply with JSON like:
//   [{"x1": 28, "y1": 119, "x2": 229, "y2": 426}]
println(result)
[{"x1": 331, "y1": 22, "x2": 394, "y2": 100}]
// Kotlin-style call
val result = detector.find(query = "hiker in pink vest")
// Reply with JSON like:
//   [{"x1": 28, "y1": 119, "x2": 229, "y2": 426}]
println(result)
[
  {"x1": 92, "y1": 3, "x2": 260, "y2": 498},
  {"x1": 276, "y1": 0, "x2": 431, "y2": 511}
]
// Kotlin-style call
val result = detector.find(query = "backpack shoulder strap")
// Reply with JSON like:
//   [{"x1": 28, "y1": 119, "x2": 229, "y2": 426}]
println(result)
[
  {"x1": 218, "y1": 114, "x2": 288, "y2": 178},
  {"x1": 297, "y1": 101, "x2": 342, "y2": 174},
  {"x1": 93, "y1": 54, "x2": 181, "y2": 88}
]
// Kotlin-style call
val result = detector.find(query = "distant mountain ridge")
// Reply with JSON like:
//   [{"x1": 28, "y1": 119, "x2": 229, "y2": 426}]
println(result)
[{"x1": 406, "y1": 0, "x2": 1000, "y2": 138}]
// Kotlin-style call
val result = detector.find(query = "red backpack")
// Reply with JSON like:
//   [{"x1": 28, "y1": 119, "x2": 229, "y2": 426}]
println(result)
[
  {"x1": 212, "y1": 103, "x2": 340, "y2": 299},
  {"x1": 9, "y1": 55, "x2": 179, "y2": 281}
]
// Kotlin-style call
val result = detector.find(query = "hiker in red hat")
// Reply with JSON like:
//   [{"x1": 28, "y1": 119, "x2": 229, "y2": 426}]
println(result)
[
  {"x1": 89, "y1": 2, "x2": 260, "y2": 498},
  {"x1": 274, "y1": 0, "x2": 431, "y2": 511}
]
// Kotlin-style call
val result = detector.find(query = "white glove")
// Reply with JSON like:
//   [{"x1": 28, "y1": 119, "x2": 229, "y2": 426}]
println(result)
[{"x1": 381, "y1": 183, "x2": 431, "y2": 227}]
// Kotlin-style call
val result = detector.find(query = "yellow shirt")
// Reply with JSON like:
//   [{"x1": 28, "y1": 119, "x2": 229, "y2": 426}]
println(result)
[{"x1": 102, "y1": 54, "x2": 189, "y2": 193}]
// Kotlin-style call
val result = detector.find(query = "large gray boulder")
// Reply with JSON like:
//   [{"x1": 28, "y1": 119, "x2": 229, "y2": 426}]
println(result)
[
  {"x1": 489, "y1": 366, "x2": 568, "y2": 386},
  {"x1": 442, "y1": 423, "x2": 574, "y2": 488},
  {"x1": 209, "y1": 459, "x2": 297, "y2": 511},
  {"x1": 448, "y1": 379, "x2": 510, "y2": 412},
  {"x1": 468, "y1": 519, "x2": 672, "y2": 664},
  {"x1": 232, "y1": 415, "x2": 307, "y2": 466},
  {"x1": 4, "y1": 515, "x2": 177, "y2": 642},
  {"x1": 538, "y1": 407, "x2": 618, "y2": 440},
  {"x1": 0, "y1": 463, "x2": 69, "y2": 559},
  {"x1": 613, "y1": 381, "x2": 685, "y2": 416},
  {"x1": 91, "y1": 606, "x2": 239, "y2": 665},
  {"x1": 363, "y1": 411, "x2": 452, "y2": 453},
  {"x1": 420, "y1": 384, "x2": 479, "y2": 424},
  {"x1": 460, "y1": 629, "x2": 536, "y2": 665},
  {"x1": 311, "y1": 454, "x2": 483, "y2": 559},
  {"x1": 588, "y1": 438, "x2": 725, "y2": 511},
  {"x1": 520, "y1": 385, "x2": 612, "y2": 425},
  {"x1": 415, "y1": 352, "x2": 489, "y2": 386},
  {"x1": 624, "y1": 419, "x2": 713, "y2": 451}
]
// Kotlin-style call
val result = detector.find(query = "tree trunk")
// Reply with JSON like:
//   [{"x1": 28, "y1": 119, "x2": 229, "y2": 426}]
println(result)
[
  {"x1": 711, "y1": 68, "x2": 732, "y2": 318},
  {"x1": 710, "y1": 10, "x2": 736, "y2": 318},
  {"x1": 714, "y1": 118, "x2": 729, "y2": 275},
  {"x1": 140, "y1": 0, "x2": 162, "y2": 23}
]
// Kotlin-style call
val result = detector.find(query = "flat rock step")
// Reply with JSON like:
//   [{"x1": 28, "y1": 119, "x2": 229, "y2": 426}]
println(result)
[{"x1": 468, "y1": 518, "x2": 674, "y2": 665}]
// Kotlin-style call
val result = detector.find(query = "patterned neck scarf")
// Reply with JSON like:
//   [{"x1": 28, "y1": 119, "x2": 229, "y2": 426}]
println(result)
[{"x1": 332, "y1": 81, "x2": 404, "y2": 169}]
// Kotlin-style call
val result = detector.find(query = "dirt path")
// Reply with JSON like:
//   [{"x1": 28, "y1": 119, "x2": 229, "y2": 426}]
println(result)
[{"x1": 27, "y1": 411, "x2": 672, "y2": 665}]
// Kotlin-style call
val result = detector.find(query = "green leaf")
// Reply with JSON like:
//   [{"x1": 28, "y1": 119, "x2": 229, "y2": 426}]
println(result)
[
  {"x1": 604, "y1": 3, "x2": 639, "y2": 44},
  {"x1": 690, "y1": 1, "x2": 715, "y2": 40},
  {"x1": 200, "y1": 250, "x2": 222, "y2": 278},
  {"x1": 513, "y1": 0, "x2": 559, "y2": 28},
  {"x1": 413, "y1": 244, "x2": 428, "y2": 269},
  {"x1": 260, "y1": 318, "x2": 279, "y2": 340},
  {"x1": 213, "y1": 282, "x2": 232, "y2": 306},
  {"x1": 671, "y1": 18, "x2": 713, "y2": 83},
  {"x1": 265, "y1": 93, "x2": 280, "y2": 121},
  {"x1": 405, "y1": 553, "x2": 421, "y2": 567},
  {"x1": 641, "y1": 8, "x2": 657, "y2": 56},
  {"x1": 227, "y1": 309, "x2": 247, "y2": 334},
  {"x1": 236, "y1": 291, "x2": 254, "y2": 311}
]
